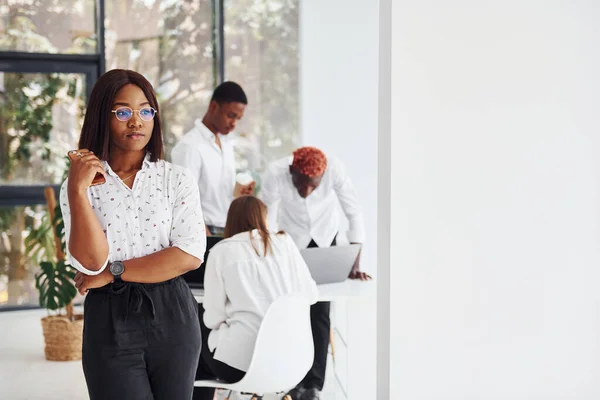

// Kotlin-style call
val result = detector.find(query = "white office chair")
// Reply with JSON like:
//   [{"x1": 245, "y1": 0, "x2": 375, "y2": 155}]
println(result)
[{"x1": 195, "y1": 293, "x2": 314, "y2": 400}]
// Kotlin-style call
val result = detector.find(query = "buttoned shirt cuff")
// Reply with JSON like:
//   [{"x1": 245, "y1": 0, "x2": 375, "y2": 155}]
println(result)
[{"x1": 346, "y1": 229, "x2": 366, "y2": 244}]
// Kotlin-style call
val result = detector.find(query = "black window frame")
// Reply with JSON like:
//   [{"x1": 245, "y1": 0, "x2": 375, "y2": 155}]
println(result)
[
  {"x1": 0, "y1": 0, "x2": 225, "y2": 310},
  {"x1": 0, "y1": 54, "x2": 100, "y2": 206},
  {"x1": 0, "y1": 0, "x2": 225, "y2": 206}
]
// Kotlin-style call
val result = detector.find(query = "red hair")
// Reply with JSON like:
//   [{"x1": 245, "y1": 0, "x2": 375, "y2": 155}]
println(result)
[{"x1": 292, "y1": 147, "x2": 327, "y2": 177}]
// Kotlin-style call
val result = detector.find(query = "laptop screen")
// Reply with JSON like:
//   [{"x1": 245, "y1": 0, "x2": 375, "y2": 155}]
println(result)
[{"x1": 300, "y1": 244, "x2": 362, "y2": 284}]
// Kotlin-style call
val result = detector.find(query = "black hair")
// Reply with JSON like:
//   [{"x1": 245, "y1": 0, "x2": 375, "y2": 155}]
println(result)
[
  {"x1": 78, "y1": 69, "x2": 164, "y2": 161},
  {"x1": 210, "y1": 81, "x2": 248, "y2": 105}
]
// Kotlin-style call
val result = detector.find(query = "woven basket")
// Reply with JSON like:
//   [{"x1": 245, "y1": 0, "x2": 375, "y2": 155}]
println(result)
[{"x1": 40, "y1": 314, "x2": 84, "y2": 361}]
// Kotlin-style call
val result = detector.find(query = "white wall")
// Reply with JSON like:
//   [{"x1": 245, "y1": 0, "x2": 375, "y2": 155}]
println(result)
[
  {"x1": 300, "y1": 1, "x2": 379, "y2": 267},
  {"x1": 300, "y1": 1, "x2": 379, "y2": 399},
  {"x1": 387, "y1": 1, "x2": 600, "y2": 398}
]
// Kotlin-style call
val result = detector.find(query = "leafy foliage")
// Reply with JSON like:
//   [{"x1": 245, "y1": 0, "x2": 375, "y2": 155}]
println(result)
[
  {"x1": 23, "y1": 200, "x2": 74, "y2": 312},
  {"x1": 0, "y1": 73, "x2": 63, "y2": 180},
  {"x1": 35, "y1": 259, "x2": 77, "y2": 311},
  {"x1": 23, "y1": 210, "x2": 55, "y2": 268},
  {"x1": 0, "y1": 209, "x2": 17, "y2": 232},
  {"x1": 53, "y1": 203, "x2": 67, "y2": 257}
]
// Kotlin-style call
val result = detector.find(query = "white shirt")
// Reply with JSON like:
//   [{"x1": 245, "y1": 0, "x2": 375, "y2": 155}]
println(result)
[
  {"x1": 203, "y1": 230, "x2": 318, "y2": 371},
  {"x1": 260, "y1": 155, "x2": 365, "y2": 249},
  {"x1": 171, "y1": 120, "x2": 236, "y2": 227},
  {"x1": 59, "y1": 154, "x2": 206, "y2": 275}
]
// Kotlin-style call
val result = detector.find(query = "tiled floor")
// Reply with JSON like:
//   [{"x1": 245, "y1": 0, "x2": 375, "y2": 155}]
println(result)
[{"x1": 0, "y1": 309, "x2": 342, "y2": 399}]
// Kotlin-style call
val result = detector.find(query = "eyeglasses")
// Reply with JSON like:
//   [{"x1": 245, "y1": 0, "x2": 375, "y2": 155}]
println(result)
[{"x1": 111, "y1": 106, "x2": 157, "y2": 122}]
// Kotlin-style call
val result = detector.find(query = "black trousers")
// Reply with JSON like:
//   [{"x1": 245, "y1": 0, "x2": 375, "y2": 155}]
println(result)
[
  {"x1": 82, "y1": 277, "x2": 201, "y2": 400},
  {"x1": 299, "y1": 236, "x2": 336, "y2": 390},
  {"x1": 193, "y1": 306, "x2": 246, "y2": 400}
]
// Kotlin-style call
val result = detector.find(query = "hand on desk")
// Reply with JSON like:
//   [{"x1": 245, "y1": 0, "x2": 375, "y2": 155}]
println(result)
[
  {"x1": 348, "y1": 269, "x2": 371, "y2": 281},
  {"x1": 348, "y1": 244, "x2": 372, "y2": 281}
]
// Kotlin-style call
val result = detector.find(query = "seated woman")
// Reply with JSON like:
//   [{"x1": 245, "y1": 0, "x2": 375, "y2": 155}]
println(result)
[{"x1": 194, "y1": 195, "x2": 318, "y2": 400}]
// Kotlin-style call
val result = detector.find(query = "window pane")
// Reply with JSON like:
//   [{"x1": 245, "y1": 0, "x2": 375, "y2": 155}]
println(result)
[
  {"x1": 104, "y1": 0, "x2": 216, "y2": 158},
  {"x1": 0, "y1": 72, "x2": 85, "y2": 185},
  {"x1": 0, "y1": 0, "x2": 97, "y2": 54},
  {"x1": 0, "y1": 205, "x2": 46, "y2": 307},
  {"x1": 0, "y1": 203, "x2": 86, "y2": 309},
  {"x1": 224, "y1": 0, "x2": 299, "y2": 172}
]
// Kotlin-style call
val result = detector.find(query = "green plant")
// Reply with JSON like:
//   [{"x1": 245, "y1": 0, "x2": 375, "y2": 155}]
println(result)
[
  {"x1": 32, "y1": 199, "x2": 77, "y2": 316},
  {"x1": 23, "y1": 211, "x2": 55, "y2": 268},
  {"x1": 35, "y1": 258, "x2": 77, "y2": 312},
  {"x1": 23, "y1": 176, "x2": 76, "y2": 315}
]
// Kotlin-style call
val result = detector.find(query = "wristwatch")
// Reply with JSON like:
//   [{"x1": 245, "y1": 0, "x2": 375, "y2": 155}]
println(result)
[{"x1": 109, "y1": 261, "x2": 125, "y2": 282}]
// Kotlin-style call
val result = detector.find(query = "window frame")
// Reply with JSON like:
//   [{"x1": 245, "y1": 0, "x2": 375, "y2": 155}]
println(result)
[
  {"x1": 0, "y1": 0, "x2": 226, "y2": 206},
  {"x1": 0, "y1": 0, "x2": 225, "y2": 310}
]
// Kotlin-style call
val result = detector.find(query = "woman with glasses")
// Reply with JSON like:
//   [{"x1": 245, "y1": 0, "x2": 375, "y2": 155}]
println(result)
[{"x1": 60, "y1": 69, "x2": 206, "y2": 400}]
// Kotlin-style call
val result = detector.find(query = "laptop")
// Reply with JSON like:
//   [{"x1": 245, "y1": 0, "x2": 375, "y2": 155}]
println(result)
[
  {"x1": 300, "y1": 244, "x2": 362, "y2": 284},
  {"x1": 183, "y1": 236, "x2": 224, "y2": 289}
]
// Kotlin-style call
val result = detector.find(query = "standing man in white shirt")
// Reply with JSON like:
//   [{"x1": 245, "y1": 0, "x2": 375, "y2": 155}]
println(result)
[
  {"x1": 171, "y1": 81, "x2": 249, "y2": 237},
  {"x1": 260, "y1": 146, "x2": 371, "y2": 400},
  {"x1": 171, "y1": 82, "x2": 249, "y2": 400}
]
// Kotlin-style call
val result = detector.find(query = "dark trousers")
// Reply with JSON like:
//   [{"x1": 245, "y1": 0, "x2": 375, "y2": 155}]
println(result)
[
  {"x1": 82, "y1": 277, "x2": 201, "y2": 400},
  {"x1": 299, "y1": 236, "x2": 336, "y2": 390},
  {"x1": 193, "y1": 306, "x2": 246, "y2": 400}
]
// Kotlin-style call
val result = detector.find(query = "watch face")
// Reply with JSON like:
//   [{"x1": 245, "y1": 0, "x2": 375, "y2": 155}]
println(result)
[{"x1": 110, "y1": 262, "x2": 124, "y2": 275}]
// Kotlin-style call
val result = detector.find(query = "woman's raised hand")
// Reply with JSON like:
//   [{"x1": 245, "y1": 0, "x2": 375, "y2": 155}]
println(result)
[{"x1": 67, "y1": 149, "x2": 106, "y2": 195}]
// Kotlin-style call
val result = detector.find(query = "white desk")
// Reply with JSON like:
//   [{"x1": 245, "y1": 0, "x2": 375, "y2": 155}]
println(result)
[
  {"x1": 191, "y1": 279, "x2": 374, "y2": 400},
  {"x1": 191, "y1": 279, "x2": 374, "y2": 303}
]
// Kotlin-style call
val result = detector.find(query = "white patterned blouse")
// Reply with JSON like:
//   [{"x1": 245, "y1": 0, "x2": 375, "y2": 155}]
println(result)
[{"x1": 59, "y1": 153, "x2": 206, "y2": 275}]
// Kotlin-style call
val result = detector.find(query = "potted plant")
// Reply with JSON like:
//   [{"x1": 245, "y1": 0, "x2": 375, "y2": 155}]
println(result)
[{"x1": 31, "y1": 187, "x2": 83, "y2": 361}]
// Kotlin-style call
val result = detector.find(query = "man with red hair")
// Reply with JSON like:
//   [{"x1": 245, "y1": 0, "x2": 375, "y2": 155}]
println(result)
[{"x1": 261, "y1": 146, "x2": 370, "y2": 400}]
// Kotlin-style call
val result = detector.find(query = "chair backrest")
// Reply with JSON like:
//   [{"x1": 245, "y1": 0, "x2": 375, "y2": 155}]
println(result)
[{"x1": 233, "y1": 293, "x2": 314, "y2": 394}]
